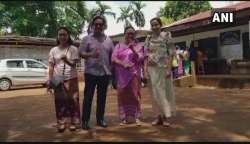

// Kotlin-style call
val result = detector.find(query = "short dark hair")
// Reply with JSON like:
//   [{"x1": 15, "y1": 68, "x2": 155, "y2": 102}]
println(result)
[
  {"x1": 56, "y1": 27, "x2": 73, "y2": 45},
  {"x1": 123, "y1": 25, "x2": 136, "y2": 34},
  {"x1": 91, "y1": 15, "x2": 107, "y2": 30},
  {"x1": 150, "y1": 17, "x2": 163, "y2": 27}
]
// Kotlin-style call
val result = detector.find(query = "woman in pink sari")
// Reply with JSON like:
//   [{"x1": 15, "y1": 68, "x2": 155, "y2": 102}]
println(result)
[{"x1": 112, "y1": 26, "x2": 145, "y2": 126}]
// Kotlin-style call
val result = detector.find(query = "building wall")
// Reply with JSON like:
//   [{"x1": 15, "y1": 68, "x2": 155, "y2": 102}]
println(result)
[
  {"x1": 111, "y1": 35, "x2": 123, "y2": 42},
  {"x1": 172, "y1": 24, "x2": 249, "y2": 61},
  {"x1": 0, "y1": 45, "x2": 52, "y2": 63}
]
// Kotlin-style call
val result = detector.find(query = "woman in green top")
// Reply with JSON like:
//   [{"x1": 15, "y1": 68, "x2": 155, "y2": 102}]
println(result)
[
  {"x1": 144, "y1": 17, "x2": 176, "y2": 126},
  {"x1": 183, "y1": 47, "x2": 191, "y2": 75}
]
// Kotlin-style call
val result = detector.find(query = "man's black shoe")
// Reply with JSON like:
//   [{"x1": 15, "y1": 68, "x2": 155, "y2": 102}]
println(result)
[
  {"x1": 82, "y1": 121, "x2": 90, "y2": 130},
  {"x1": 97, "y1": 120, "x2": 108, "y2": 128}
]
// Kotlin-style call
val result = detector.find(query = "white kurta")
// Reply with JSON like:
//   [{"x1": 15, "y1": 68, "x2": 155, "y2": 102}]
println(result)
[{"x1": 145, "y1": 31, "x2": 176, "y2": 117}]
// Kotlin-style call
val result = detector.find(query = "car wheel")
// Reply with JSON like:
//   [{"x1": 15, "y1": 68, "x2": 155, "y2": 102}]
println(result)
[{"x1": 0, "y1": 78, "x2": 11, "y2": 91}]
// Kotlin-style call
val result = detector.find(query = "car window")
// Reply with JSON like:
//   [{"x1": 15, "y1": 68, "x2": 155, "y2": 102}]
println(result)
[
  {"x1": 26, "y1": 61, "x2": 46, "y2": 69},
  {"x1": 7, "y1": 60, "x2": 24, "y2": 68}
]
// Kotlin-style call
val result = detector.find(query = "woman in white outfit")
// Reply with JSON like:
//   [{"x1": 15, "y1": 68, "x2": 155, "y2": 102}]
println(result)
[{"x1": 144, "y1": 17, "x2": 176, "y2": 126}]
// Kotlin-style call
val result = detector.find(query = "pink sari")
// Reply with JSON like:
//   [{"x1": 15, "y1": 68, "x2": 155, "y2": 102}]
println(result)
[{"x1": 111, "y1": 42, "x2": 144, "y2": 120}]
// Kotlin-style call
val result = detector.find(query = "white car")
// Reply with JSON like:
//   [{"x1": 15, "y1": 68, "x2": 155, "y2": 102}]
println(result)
[{"x1": 0, "y1": 59, "x2": 48, "y2": 91}]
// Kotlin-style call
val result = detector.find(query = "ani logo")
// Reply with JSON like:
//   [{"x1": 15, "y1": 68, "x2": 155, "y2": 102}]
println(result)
[{"x1": 211, "y1": 8, "x2": 235, "y2": 23}]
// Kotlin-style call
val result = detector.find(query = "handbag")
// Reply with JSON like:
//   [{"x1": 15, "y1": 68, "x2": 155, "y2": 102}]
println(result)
[{"x1": 49, "y1": 75, "x2": 65, "y2": 89}]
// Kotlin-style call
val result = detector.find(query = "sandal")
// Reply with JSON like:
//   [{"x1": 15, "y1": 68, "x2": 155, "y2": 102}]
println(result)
[
  {"x1": 162, "y1": 116, "x2": 171, "y2": 127},
  {"x1": 119, "y1": 120, "x2": 127, "y2": 126},
  {"x1": 69, "y1": 125, "x2": 76, "y2": 131},
  {"x1": 57, "y1": 124, "x2": 66, "y2": 133},
  {"x1": 163, "y1": 121, "x2": 171, "y2": 127},
  {"x1": 152, "y1": 115, "x2": 163, "y2": 126},
  {"x1": 135, "y1": 119, "x2": 141, "y2": 126}
]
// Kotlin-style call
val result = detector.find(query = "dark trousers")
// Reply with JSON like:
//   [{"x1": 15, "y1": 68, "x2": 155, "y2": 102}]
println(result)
[
  {"x1": 172, "y1": 67, "x2": 178, "y2": 79},
  {"x1": 82, "y1": 73, "x2": 110, "y2": 123}
]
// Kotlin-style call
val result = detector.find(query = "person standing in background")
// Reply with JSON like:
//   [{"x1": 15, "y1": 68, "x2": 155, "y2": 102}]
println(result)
[
  {"x1": 172, "y1": 47, "x2": 179, "y2": 79},
  {"x1": 176, "y1": 46, "x2": 184, "y2": 77},
  {"x1": 197, "y1": 49, "x2": 205, "y2": 74},
  {"x1": 183, "y1": 47, "x2": 191, "y2": 75}
]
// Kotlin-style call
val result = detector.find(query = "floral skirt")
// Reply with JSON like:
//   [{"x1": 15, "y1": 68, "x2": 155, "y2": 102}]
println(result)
[{"x1": 53, "y1": 78, "x2": 81, "y2": 126}]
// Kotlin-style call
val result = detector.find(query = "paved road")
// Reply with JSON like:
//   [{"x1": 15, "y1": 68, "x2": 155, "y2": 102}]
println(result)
[{"x1": 0, "y1": 83, "x2": 250, "y2": 142}]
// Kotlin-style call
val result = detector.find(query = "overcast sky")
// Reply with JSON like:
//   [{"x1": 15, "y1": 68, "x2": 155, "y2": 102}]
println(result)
[{"x1": 80, "y1": 1, "x2": 244, "y2": 38}]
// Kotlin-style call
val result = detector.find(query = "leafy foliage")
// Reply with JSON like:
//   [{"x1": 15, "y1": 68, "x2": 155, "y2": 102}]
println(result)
[
  {"x1": 55, "y1": 1, "x2": 88, "y2": 39},
  {"x1": 116, "y1": 5, "x2": 133, "y2": 28},
  {"x1": 130, "y1": 1, "x2": 146, "y2": 29},
  {"x1": 158, "y1": 1, "x2": 211, "y2": 23},
  {"x1": 86, "y1": 1, "x2": 116, "y2": 34},
  {"x1": 0, "y1": 1, "x2": 88, "y2": 39},
  {"x1": 0, "y1": 1, "x2": 58, "y2": 37}
]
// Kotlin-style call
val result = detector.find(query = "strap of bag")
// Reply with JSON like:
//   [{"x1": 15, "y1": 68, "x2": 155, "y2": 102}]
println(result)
[
  {"x1": 145, "y1": 35, "x2": 151, "y2": 48},
  {"x1": 62, "y1": 46, "x2": 70, "y2": 76}
]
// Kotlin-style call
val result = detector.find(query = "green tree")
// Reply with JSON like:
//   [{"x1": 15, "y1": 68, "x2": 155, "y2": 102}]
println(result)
[
  {"x1": 159, "y1": 1, "x2": 211, "y2": 23},
  {"x1": 0, "y1": 1, "x2": 88, "y2": 39},
  {"x1": 116, "y1": 5, "x2": 133, "y2": 28},
  {"x1": 55, "y1": 1, "x2": 88, "y2": 39},
  {"x1": 93, "y1": 1, "x2": 116, "y2": 19},
  {"x1": 160, "y1": 17, "x2": 174, "y2": 25},
  {"x1": 0, "y1": 1, "x2": 58, "y2": 37},
  {"x1": 130, "y1": 1, "x2": 146, "y2": 29},
  {"x1": 86, "y1": 1, "x2": 116, "y2": 34}
]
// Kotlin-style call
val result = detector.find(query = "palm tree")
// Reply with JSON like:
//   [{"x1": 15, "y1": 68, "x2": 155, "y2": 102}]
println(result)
[
  {"x1": 116, "y1": 5, "x2": 133, "y2": 28},
  {"x1": 87, "y1": 1, "x2": 116, "y2": 34},
  {"x1": 130, "y1": 1, "x2": 146, "y2": 29},
  {"x1": 94, "y1": 1, "x2": 116, "y2": 19}
]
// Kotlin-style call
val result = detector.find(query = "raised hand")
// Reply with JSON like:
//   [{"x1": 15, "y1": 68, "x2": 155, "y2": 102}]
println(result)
[
  {"x1": 60, "y1": 54, "x2": 67, "y2": 62},
  {"x1": 123, "y1": 63, "x2": 134, "y2": 69},
  {"x1": 165, "y1": 70, "x2": 171, "y2": 79},
  {"x1": 91, "y1": 49, "x2": 100, "y2": 58},
  {"x1": 128, "y1": 42, "x2": 136, "y2": 51}
]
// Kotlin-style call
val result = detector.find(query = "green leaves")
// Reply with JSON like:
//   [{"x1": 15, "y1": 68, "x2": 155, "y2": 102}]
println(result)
[
  {"x1": 0, "y1": 1, "x2": 57, "y2": 37},
  {"x1": 130, "y1": 1, "x2": 146, "y2": 28},
  {"x1": 0, "y1": 1, "x2": 88, "y2": 39},
  {"x1": 117, "y1": 1, "x2": 146, "y2": 29},
  {"x1": 90, "y1": 1, "x2": 116, "y2": 19},
  {"x1": 160, "y1": 17, "x2": 174, "y2": 26},
  {"x1": 0, "y1": 1, "x2": 147, "y2": 37},
  {"x1": 86, "y1": 1, "x2": 116, "y2": 34},
  {"x1": 0, "y1": 3, "x2": 4, "y2": 11},
  {"x1": 159, "y1": 1, "x2": 212, "y2": 24},
  {"x1": 116, "y1": 5, "x2": 133, "y2": 28},
  {"x1": 55, "y1": 1, "x2": 87, "y2": 39}
]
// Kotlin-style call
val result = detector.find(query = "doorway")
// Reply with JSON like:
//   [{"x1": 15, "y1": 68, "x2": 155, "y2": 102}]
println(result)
[{"x1": 242, "y1": 32, "x2": 250, "y2": 60}]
